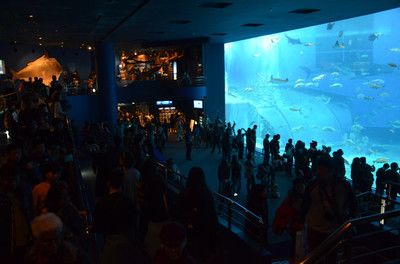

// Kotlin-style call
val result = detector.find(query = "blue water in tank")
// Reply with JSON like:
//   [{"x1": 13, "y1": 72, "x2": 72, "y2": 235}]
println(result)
[{"x1": 225, "y1": 8, "x2": 400, "y2": 180}]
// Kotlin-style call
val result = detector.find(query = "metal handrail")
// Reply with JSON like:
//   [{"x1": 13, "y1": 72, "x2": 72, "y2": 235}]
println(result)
[
  {"x1": 156, "y1": 161, "x2": 265, "y2": 242},
  {"x1": 300, "y1": 208, "x2": 400, "y2": 264}
]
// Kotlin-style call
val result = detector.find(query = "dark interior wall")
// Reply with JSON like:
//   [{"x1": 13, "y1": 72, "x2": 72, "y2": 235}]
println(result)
[
  {"x1": 67, "y1": 95, "x2": 101, "y2": 126},
  {"x1": 203, "y1": 43, "x2": 225, "y2": 121},
  {"x1": 0, "y1": 42, "x2": 93, "y2": 81}
]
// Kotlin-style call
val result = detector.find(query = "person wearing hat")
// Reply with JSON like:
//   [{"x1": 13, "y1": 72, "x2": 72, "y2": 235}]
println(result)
[
  {"x1": 153, "y1": 222, "x2": 195, "y2": 264},
  {"x1": 301, "y1": 156, "x2": 357, "y2": 262}
]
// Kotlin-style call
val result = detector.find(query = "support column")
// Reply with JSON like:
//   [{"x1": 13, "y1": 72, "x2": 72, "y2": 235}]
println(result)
[
  {"x1": 96, "y1": 42, "x2": 118, "y2": 128},
  {"x1": 203, "y1": 43, "x2": 225, "y2": 121}
]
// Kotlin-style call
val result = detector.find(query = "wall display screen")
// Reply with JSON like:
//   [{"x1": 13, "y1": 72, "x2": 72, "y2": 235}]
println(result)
[
  {"x1": 156, "y1": 100, "x2": 173, "y2": 106},
  {"x1": 193, "y1": 100, "x2": 203, "y2": 109},
  {"x1": 225, "y1": 8, "x2": 400, "y2": 182}
]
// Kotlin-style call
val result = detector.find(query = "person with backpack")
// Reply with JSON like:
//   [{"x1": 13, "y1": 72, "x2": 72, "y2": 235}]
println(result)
[{"x1": 301, "y1": 157, "x2": 357, "y2": 262}]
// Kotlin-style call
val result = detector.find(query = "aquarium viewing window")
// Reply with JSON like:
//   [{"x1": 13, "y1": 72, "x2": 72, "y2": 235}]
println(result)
[{"x1": 225, "y1": 7, "x2": 400, "y2": 181}]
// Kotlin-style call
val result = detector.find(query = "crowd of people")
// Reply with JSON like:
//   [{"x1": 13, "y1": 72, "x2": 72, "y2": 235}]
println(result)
[
  {"x1": 184, "y1": 117, "x2": 399, "y2": 262},
  {"x1": 2, "y1": 72, "x2": 400, "y2": 263},
  {"x1": 0, "y1": 75, "x2": 218, "y2": 264}
]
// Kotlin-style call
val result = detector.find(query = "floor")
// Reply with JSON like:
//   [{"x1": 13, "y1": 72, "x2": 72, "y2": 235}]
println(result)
[{"x1": 79, "y1": 136, "x2": 293, "y2": 260}]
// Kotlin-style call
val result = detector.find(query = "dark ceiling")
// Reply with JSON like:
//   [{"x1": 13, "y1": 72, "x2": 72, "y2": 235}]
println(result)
[{"x1": 1, "y1": 0, "x2": 399, "y2": 48}]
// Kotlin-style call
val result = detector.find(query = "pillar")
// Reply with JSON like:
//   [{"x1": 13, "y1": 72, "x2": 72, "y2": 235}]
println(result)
[
  {"x1": 96, "y1": 42, "x2": 118, "y2": 128},
  {"x1": 203, "y1": 43, "x2": 225, "y2": 121}
]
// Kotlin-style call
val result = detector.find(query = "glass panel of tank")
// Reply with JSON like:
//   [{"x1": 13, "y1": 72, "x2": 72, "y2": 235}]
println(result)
[{"x1": 225, "y1": 8, "x2": 400, "y2": 180}]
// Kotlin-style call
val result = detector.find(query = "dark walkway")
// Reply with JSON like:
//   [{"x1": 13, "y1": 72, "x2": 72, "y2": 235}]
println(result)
[{"x1": 79, "y1": 136, "x2": 293, "y2": 260}]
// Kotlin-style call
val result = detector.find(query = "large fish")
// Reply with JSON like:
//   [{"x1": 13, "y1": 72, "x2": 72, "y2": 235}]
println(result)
[
  {"x1": 11, "y1": 54, "x2": 62, "y2": 86},
  {"x1": 326, "y1": 22, "x2": 335, "y2": 30},
  {"x1": 284, "y1": 34, "x2": 302, "y2": 45},
  {"x1": 270, "y1": 75, "x2": 289, "y2": 83},
  {"x1": 312, "y1": 74, "x2": 325, "y2": 82}
]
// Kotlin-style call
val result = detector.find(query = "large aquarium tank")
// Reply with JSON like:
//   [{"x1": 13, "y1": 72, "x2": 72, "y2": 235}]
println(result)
[{"x1": 225, "y1": 8, "x2": 400, "y2": 179}]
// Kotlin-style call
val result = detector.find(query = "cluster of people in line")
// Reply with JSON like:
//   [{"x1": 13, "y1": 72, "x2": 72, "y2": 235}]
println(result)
[
  {"x1": 184, "y1": 118, "x2": 399, "y2": 262},
  {"x1": 0, "y1": 75, "x2": 217, "y2": 264},
  {"x1": 0, "y1": 75, "x2": 89, "y2": 263}
]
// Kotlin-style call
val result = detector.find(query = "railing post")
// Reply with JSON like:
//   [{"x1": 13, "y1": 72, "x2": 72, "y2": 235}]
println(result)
[{"x1": 228, "y1": 201, "x2": 232, "y2": 231}]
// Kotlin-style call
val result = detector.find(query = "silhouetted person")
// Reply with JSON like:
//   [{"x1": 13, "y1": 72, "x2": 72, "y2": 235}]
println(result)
[
  {"x1": 236, "y1": 129, "x2": 245, "y2": 160},
  {"x1": 218, "y1": 157, "x2": 231, "y2": 196},
  {"x1": 285, "y1": 138, "x2": 294, "y2": 177},
  {"x1": 263, "y1": 134, "x2": 270, "y2": 164},
  {"x1": 376, "y1": 163, "x2": 389, "y2": 196},
  {"x1": 185, "y1": 128, "x2": 193, "y2": 161},
  {"x1": 332, "y1": 149, "x2": 345, "y2": 178},
  {"x1": 246, "y1": 184, "x2": 268, "y2": 244},
  {"x1": 93, "y1": 169, "x2": 136, "y2": 261},
  {"x1": 173, "y1": 167, "x2": 218, "y2": 262},
  {"x1": 231, "y1": 155, "x2": 242, "y2": 196},
  {"x1": 386, "y1": 162, "x2": 400, "y2": 205},
  {"x1": 270, "y1": 134, "x2": 281, "y2": 161},
  {"x1": 351, "y1": 157, "x2": 361, "y2": 192},
  {"x1": 302, "y1": 157, "x2": 357, "y2": 263},
  {"x1": 359, "y1": 157, "x2": 375, "y2": 192}
]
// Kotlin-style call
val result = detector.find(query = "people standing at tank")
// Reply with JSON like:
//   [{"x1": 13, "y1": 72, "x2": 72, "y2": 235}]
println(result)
[
  {"x1": 375, "y1": 163, "x2": 389, "y2": 196},
  {"x1": 332, "y1": 149, "x2": 346, "y2": 178},
  {"x1": 270, "y1": 134, "x2": 281, "y2": 164},
  {"x1": 263, "y1": 134, "x2": 271, "y2": 164},
  {"x1": 236, "y1": 129, "x2": 245, "y2": 160},
  {"x1": 285, "y1": 139, "x2": 295, "y2": 177},
  {"x1": 385, "y1": 162, "x2": 400, "y2": 207},
  {"x1": 359, "y1": 157, "x2": 375, "y2": 192},
  {"x1": 301, "y1": 157, "x2": 357, "y2": 263}
]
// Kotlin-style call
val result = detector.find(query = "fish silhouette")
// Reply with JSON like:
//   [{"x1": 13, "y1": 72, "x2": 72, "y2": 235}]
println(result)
[{"x1": 284, "y1": 34, "x2": 302, "y2": 45}]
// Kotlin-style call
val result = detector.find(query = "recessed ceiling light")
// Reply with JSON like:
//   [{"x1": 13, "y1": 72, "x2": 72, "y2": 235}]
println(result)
[
  {"x1": 200, "y1": 2, "x2": 233, "y2": 9},
  {"x1": 241, "y1": 23, "x2": 264, "y2": 27},
  {"x1": 289, "y1": 8, "x2": 320, "y2": 14},
  {"x1": 169, "y1": 20, "x2": 191, "y2": 24},
  {"x1": 38, "y1": 37, "x2": 42, "y2": 40},
  {"x1": 28, "y1": 14, "x2": 34, "y2": 18},
  {"x1": 39, "y1": 43, "x2": 42, "y2": 46},
  {"x1": 87, "y1": 46, "x2": 92, "y2": 50}
]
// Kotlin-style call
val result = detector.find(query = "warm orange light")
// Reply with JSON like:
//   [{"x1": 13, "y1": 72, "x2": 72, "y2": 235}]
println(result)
[{"x1": 11, "y1": 54, "x2": 63, "y2": 86}]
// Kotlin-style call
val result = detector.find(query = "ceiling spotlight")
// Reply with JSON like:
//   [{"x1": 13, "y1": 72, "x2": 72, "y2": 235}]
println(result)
[
  {"x1": 39, "y1": 43, "x2": 42, "y2": 46},
  {"x1": 38, "y1": 37, "x2": 42, "y2": 40},
  {"x1": 92, "y1": 88, "x2": 96, "y2": 93},
  {"x1": 28, "y1": 14, "x2": 34, "y2": 18},
  {"x1": 87, "y1": 46, "x2": 92, "y2": 51},
  {"x1": 13, "y1": 40, "x2": 17, "y2": 44}
]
